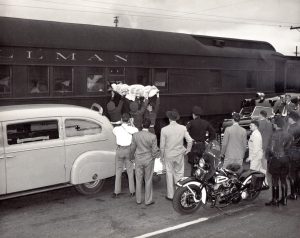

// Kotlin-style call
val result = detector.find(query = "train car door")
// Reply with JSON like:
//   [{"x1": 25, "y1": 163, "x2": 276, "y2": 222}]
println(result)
[{"x1": 0, "y1": 123, "x2": 6, "y2": 195}]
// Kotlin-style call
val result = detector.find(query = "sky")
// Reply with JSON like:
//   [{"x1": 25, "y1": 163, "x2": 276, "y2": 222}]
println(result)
[{"x1": 0, "y1": 0, "x2": 300, "y2": 56}]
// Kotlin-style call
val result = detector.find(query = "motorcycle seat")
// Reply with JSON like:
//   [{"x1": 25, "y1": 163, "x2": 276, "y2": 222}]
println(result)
[{"x1": 225, "y1": 163, "x2": 242, "y2": 175}]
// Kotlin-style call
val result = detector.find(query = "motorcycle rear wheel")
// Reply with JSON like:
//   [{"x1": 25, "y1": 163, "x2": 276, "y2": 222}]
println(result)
[
  {"x1": 173, "y1": 185, "x2": 203, "y2": 214},
  {"x1": 244, "y1": 187, "x2": 261, "y2": 201}
]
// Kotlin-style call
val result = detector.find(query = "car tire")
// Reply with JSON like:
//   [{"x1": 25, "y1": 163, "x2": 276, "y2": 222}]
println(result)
[{"x1": 75, "y1": 179, "x2": 105, "y2": 195}]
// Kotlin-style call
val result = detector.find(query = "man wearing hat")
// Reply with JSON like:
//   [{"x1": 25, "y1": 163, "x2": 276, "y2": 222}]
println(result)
[
  {"x1": 186, "y1": 106, "x2": 216, "y2": 176},
  {"x1": 160, "y1": 109, "x2": 193, "y2": 200},
  {"x1": 287, "y1": 111, "x2": 300, "y2": 200},
  {"x1": 221, "y1": 112, "x2": 247, "y2": 171},
  {"x1": 266, "y1": 116, "x2": 292, "y2": 206}
]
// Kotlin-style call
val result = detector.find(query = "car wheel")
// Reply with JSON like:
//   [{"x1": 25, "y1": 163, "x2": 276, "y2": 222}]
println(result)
[{"x1": 75, "y1": 179, "x2": 105, "y2": 195}]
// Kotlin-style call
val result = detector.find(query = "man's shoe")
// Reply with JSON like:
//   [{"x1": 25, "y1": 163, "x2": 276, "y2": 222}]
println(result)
[
  {"x1": 130, "y1": 192, "x2": 135, "y2": 197},
  {"x1": 165, "y1": 196, "x2": 173, "y2": 201},
  {"x1": 261, "y1": 185, "x2": 270, "y2": 191},
  {"x1": 288, "y1": 194, "x2": 297, "y2": 200},
  {"x1": 136, "y1": 202, "x2": 142, "y2": 205},
  {"x1": 146, "y1": 201, "x2": 155, "y2": 206},
  {"x1": 111, "y1": 193, "x2": 119, "y2": 198}
]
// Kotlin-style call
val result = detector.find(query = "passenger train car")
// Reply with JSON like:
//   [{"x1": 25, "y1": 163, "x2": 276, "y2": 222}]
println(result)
[{"x1": 0, "y1": 17, "x2": 299, "y2": 128}]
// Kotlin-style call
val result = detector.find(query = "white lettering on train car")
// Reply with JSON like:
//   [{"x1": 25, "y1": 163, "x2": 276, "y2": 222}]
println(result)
[
  {"x1": 0, "y1": 49, "x2": 13, "y2": 59},
  {"x1": 56, "y1": 52, "x2": 76, "y2": 61},
  {"x1": 26, "y1": 51, "x2": 43, "y2": 60},
  {"x1": 114, "y1": 55, "x2": 128, "y2": 62},
  {"x1": 88, "y1": 54, "x2": 104, "y2": 62}
]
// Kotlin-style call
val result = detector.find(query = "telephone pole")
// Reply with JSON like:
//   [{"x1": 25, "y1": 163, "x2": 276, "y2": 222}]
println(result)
[{"x1": 114, "y1": 16, "x2": 119, "y2": 27}]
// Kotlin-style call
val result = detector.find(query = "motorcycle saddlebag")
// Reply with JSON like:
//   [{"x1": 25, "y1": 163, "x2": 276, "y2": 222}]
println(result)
[{"x1": 249, "y1": 173, "x2": 265, "y2": 190}]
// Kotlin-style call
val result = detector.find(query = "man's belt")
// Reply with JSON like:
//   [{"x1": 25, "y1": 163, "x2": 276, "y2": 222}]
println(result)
[
  {"x1": 193, "y1": 141, "x2": 205, "y2": 144},
  {"x1": 117, "y1": 145, "x2": 131, "y2": 149}
]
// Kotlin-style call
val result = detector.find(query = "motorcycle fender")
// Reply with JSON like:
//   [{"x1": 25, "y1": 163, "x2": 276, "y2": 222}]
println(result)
[
  {"x1": 240, "y1": 171, "x2": 265, "y2": 186},
  {"x1": 176, "y1": 177, "x2": 198, "y2": 187},
  {"x1": 180, "y1": 181, "x2": 207, "y2": 204}
]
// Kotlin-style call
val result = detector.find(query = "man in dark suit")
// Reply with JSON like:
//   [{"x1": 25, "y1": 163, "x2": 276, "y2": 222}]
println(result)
[
  {"x1": 130, "y1": 118, "x2": 160, "y2": 205},
  {"x1": 186, "y1": 106, "x2": 216, "y2": 175},
  {"x1": 258, "y1": 110, "x2": 273, "y2": 190}
]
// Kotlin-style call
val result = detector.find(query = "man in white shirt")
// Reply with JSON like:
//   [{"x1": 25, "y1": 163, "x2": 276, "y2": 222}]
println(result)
[
  {"x1": 112, "y1": 113, "x2": 138, "y2": 198},
  {"x1": 246, "y1": 120, "x2": 265, "y2": 174}
]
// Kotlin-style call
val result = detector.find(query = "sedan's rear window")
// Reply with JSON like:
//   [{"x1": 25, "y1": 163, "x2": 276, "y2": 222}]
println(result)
[
  {"x1": 7, "y1": 120, "x2": 59, "y2": 145},
  {"x1": 65, "y1": 119, "x2": 102, "y2": 137}
]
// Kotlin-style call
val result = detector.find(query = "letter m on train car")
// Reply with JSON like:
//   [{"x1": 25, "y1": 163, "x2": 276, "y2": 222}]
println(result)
[{"x1": 56, "y1": 52, "x2": 76, "y2": 61}]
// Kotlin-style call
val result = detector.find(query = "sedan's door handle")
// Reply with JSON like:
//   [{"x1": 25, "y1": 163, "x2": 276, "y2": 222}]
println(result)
[{"x1": 5, "y1": 155, "x2": 15, "y2": 159}]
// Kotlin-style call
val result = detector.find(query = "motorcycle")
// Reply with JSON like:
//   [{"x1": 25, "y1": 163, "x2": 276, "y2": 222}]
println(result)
[{"x1": 173, "y1": 140, "x2": 265, "y2": 214}]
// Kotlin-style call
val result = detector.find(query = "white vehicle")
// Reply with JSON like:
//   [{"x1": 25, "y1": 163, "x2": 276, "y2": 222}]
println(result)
[{"x1": 0, "y1": 104, "x2": 116, "y2": 200}]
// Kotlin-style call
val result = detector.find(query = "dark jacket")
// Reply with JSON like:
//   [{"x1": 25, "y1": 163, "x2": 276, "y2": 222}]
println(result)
[
  {"x1": 288, "y1": 122, "x2": 300, "y2": 148},
  {"x1": 186, "y1": 117, "x2": 216, "y2": 142},
  {"x1": 268, "y1": 129, "x2": 293, "y2": 158}
]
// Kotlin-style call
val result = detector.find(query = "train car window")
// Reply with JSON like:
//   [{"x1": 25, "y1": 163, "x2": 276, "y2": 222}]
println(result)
[
  {"x1": 153, "y1": 69, "x2": 168, "y2": 91},
  {"x1": 246, "y1": 71, "x2": 257, "y2": 89},
  {"x1": 65, "y1": 119, "x2": 102, "y2": 137},
  {"x1": 109, "y1": 67, "x2": 125, "y2": 76},
  {"x1": 107, "y1": 67, "x2": 125, "y2": 84},
  {"x1": 7, "y1": 120, "x2": 59, "y2": 145},
  {"x1": 86, "y1": 67, "x2": 105, "y2": 93},
  {"x1": 28, "y1": 66, "x2": 49, "y2": 95},
  {"x1": 0, "y1": 65, "x2": 11, "y2": 95},
  {"x1": 53, "y1": 67, "x2": 73, "y2": 93}
]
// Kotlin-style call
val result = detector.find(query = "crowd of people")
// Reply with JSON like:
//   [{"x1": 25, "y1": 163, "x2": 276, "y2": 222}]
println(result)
[
  {"x1": 104, "y1": 89, "x2": 300, "y2": 208},
  {"x1": 222, "y1": 93, "x2": 300, "y2": 207}
]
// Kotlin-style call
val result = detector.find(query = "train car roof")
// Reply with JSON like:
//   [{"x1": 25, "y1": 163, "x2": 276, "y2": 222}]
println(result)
[{"x1": 0, "y1": 17, "x2": 283, "y2": 59}]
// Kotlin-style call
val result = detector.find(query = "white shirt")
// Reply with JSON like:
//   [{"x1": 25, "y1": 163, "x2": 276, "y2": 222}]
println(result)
[
  {"x1": 248, "y1": 129, "x2": 263, "y2": 161},
  {"x1": 113, "y1": 123, "x2": 138, "y2": 146}
]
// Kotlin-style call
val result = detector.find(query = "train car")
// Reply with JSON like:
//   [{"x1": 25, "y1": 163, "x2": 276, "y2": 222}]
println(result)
[
  {"x1": 0, "y1": 17, "x2": 288, "y2": 128},
  {"x1": 285, "y1": 56, "x2": 300, "y2": 93}
]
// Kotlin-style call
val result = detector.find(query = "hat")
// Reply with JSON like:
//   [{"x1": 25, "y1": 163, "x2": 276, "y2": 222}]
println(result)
[
  {"x1": 107, "y1": 101, "x2": 115, "y2": 111},
  {"x1": 192, "y1": 106, "x2": 203, "y2": 115},
  {"x1": 166, "y1": 109, "x2": 180, "y2": 121},
  {"x1": 129, "y1": 101, "x2": 139, "y2": 112},
  {"x1": 260, "y1": 110, "x2": 268, "y2": 118}
]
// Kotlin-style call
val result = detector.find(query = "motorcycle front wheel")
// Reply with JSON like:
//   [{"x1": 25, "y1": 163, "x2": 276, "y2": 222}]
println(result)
[{"x1": 173, "y1": 185, "x2": 203, "y2": 214}]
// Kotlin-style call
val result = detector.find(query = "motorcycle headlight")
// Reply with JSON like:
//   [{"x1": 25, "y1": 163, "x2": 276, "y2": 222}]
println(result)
[
  {"x1": 199, "y1": 158, "x2": 205, "y2": 168},
  {"x1": 195, "y1": 168, "x2": 202, "y2": 177}
]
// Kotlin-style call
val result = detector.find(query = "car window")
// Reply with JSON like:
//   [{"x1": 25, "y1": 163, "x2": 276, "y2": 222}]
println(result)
[
  {"x1": 252, "y1": 107, "x2": 273, "y2": 117},
  {"x1": 240, "y1": 107, "x2": 254, "y2": 116},
  {"x1": 7, "y1": 120, "x2": 59, "y2": 145},
  {"x1": 65, "y1": 119, "x2": 102, "y2": 137}
]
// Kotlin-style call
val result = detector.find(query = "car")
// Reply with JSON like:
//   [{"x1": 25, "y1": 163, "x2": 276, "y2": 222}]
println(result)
[
  {"x1": 221, "y1": 105, "x2": 274, "y2": 133},
  {"x1": 0, "y1": 104, "x2": 116, "y2": 200}
]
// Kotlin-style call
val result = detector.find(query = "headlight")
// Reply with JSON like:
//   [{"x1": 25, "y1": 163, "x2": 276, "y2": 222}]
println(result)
[{"x1": 199, "y1": 158, "x2": 205, "y2": 168}]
